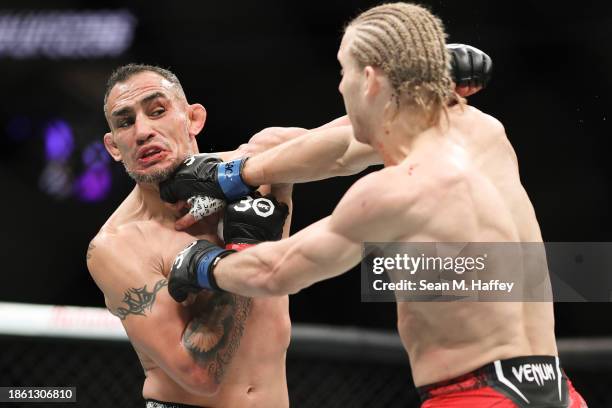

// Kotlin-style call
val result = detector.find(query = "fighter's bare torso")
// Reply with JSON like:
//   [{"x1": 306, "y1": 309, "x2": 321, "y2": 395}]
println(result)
[
  {"x1": 203, "y1": 103, "x2": 557, "y2": 389},
  {"x1": 89, "y1": 151, "x2": 291, "y2": 407},
  {"x1": 378, "y1": 104, "x2": 556, "y2": 386}
]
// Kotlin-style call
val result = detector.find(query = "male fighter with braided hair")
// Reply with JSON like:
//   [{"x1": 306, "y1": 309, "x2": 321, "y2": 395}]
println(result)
[
  {"x1": 160, "y1": 3, "x2": 587, "y2": 407},
  {"x1": 87, "y1": 41, "x2": 490, "y2": 408}
]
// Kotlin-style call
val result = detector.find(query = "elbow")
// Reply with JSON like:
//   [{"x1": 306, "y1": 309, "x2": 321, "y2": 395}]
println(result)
[
  {"x1": 180, "y1": 365, "x2": 221, "y2": 396},
  {"x1": 247, "y1": 248, "x2": 303, "y2": 296},
  {"x1": 260, "y1": 266, "x2": 302, "y2": 297},
  {"x1": 247, "y1": 268, "x2": 287, "y2": 297},
  {"x1": 333, "y1": 158, "x2": 356, "y2": 177},
  {"x1": 262, "y1": 274, "x2": 290, "y2": 296},
  {"x1": 333, "y1": 158, "x2": 367, "y2": 177}
]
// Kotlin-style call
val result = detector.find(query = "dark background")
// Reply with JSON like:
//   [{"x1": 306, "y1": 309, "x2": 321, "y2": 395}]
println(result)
[{"x1": 0, "y1": 0, "x2": 610, "y2": 336}]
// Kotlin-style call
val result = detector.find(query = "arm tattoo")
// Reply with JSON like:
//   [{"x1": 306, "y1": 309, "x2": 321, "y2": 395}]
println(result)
[
  {"x1": 110, "y1": 279, "x2": 168, "y2": 320},
  {"x1": 86, "y1": 242, "x2": 95, "y2": 260},
  {"x1": 182, "y1": 294, "x2": 252, "y2": 384}
]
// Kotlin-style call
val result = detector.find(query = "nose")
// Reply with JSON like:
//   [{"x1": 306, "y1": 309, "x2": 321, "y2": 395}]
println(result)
[{"x1": 134, "y1": 116, "x2": 155, "y2": 146}]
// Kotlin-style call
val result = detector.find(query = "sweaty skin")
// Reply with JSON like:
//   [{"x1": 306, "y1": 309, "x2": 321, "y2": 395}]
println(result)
[
  {"x1": 88, "y1": 71, "x2": 329, "y2": 407},
  {"x1": 209, "y1": 29, "x2": 557, "y2": 387}
]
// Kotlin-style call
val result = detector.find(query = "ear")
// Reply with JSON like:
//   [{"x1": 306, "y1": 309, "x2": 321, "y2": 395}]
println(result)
[
  {"x1": 187, "y1": 103, "x2": 207, "y2": 138},
  {"x1": 363, "y1": 66, "x2": 381, "y2": 99},
  {"x1": 103, "y1": 132, "x2": 122, "y2": 162}
]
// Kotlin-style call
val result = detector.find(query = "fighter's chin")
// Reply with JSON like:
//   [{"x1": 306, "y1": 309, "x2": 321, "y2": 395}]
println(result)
[
  {"x1": 352, "y1": 126, "x2": 371, "y2": 145},
  {"x1": 125, "y1": 159, "x2": 181, "y2": 185},
  {"x1": 346, "y1": 112, "x2": 370, "y2": 144}
]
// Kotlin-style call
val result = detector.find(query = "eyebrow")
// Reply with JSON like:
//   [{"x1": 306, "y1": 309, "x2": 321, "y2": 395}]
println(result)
[{"x1": 111, "y1": 91, "x2": 168, "y2": 118}]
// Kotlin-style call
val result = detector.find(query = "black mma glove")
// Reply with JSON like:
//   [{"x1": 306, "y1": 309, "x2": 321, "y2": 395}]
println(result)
[
  {"x1": 447, "y1": 43, "x2": 492, "y2": 89},
  {"x1": 168, "y1": 240, "x2": 235, "y2": 301},
  {"x1": 167, "y1": 193, "x2": 289, "y2": 301},
  {"x1": 160, "y1": 153, "x2": 256, "y2": 204},
  {"x1": 223, "y1": 192, "x2": 289, "y2": 250}
]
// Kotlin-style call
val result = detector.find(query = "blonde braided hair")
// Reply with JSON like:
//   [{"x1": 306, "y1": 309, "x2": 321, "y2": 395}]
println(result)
[{"x1": 346, "y1": 2, "x2": 457, "y2": 124}]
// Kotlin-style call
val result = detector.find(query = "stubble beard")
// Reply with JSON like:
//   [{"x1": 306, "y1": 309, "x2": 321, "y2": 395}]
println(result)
[{"x1": 124, "y1": 149, "x2": 194, "y2": 185}]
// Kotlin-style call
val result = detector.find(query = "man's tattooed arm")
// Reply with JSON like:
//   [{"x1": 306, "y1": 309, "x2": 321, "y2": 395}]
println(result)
[
  {"x1": 182, "y1": 293, "x2": 252, "y2": 384},
  {"x1": 104, "y1": 262, "x2": 251, "y2": 385},
  {"x1": 110, "y1": 279, "x2": 168, "y2": 320}
]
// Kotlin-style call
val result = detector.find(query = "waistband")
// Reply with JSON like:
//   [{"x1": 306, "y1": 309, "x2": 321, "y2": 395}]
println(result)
[{"x1": 417, "y1": 355, "x2": 566, "y2": 403}]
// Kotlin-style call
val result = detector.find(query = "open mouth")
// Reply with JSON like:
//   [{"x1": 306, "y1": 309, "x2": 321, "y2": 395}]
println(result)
[{"x1": 137, "y1": 147, "x2": 167, "y2": 165}]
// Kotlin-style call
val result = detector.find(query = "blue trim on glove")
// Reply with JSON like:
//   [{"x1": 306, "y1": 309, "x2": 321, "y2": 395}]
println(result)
[
  {"x1": 196, "y1": 247, "x2": 227, "y2": 290},
  {"x1": 217, "y1": 158, "x2": 252, "y2": 200}
]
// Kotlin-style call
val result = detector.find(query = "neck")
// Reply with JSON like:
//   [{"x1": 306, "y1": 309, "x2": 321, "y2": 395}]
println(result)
[
  {"x1": 373, "y1": 107, "x2": 444, "y2": 166},
  {"x1": 135, "y1": 182, "x2": 180, "y2": 220}
]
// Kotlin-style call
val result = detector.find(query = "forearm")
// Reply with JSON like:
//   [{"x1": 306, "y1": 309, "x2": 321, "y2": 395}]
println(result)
[
  {"x1": 157, "y1": 332, "x2": 227, "y2": 395},
  {"x1": 174, "y1": 291, "x2": 251, "y2": 393},
  {"x1": 242, "y1": 126, "x2": 379, "y2": 186},
  {"x1": 214, "y1": 217, "x2": 361, "y2": 297},
  {"x1": 162, "y1": 348, "x2": 219, "y2": 396},
  {"x1": 124, "y1": 311, "x2": 222, "y2": 396},
  {"x1": 214, "y1": 241, "x2": 288, "y2": 297}
]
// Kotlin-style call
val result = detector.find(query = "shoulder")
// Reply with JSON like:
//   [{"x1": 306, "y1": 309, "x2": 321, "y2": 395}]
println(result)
[
  {"x1": 327, "y1": 158, "x2": 475, "y2": 242},
  {"x1": 459, "y1": 105, "x2": 517, "y2": 166},
  {"x1": 459, "y1": 105, "x2": 506, "y2": 136},
  {"x1": 88, "y1": 222, "x2": 147, "y2": 259},
  {"x1": 330, "y1": 167, "x2": 424, "y2": 240},
  {"x1": 335, "y1": 168, "x2": 408, "y2": 213},
  {"x1": 341, "y1": 163, "x2": 448, "y2": 206},
  {"x1": 87, "y1": 223, "x2": 158, "y2": 297}
]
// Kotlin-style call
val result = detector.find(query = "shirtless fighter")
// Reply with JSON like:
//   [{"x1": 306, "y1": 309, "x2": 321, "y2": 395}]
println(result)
[
  {"x1": 86, "y1": 64, "x2": 305, "y2": 408},
  {"x1": 86, "y1": 44, "x2": 490, "y2": 408},
  {"x1": 160, "y1": 3, "x2": 587, "y2": 407}
]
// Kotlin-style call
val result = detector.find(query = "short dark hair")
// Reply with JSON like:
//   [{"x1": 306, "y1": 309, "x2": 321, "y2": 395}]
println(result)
[{"x1": 103, "y1": 63, "x2": 185, "y2": 114}]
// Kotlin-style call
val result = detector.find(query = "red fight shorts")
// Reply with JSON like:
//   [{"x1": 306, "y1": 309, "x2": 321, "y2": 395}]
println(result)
[{"x1": 417, "y1": 356, "x2": 588, "y2": 407}]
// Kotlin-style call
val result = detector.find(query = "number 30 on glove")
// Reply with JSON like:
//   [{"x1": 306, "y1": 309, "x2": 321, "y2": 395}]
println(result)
[
  {"x1": 167, "y1": 193, "x2": 288, "y2": 302},
  {"x1": 223, "y1": 192, "x2": 289, "y2": 250}
]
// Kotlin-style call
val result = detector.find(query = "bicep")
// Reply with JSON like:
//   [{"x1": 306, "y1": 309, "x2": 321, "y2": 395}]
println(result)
[
  {"x1": 242, "y1": 116, "x2": 352, "y2": 156},
  {"x1": 121, "y1": 279, "x2": 252, "y2": 389},
  {"x1": 119, "y1": 282, "x2": 193, "y2": 373},
  {"x1": 88, "y1": 237, "x2": 216, "y2": 393},
  {"x1": 239, "y1": 126, "x2": 309, "y2": 156},
  {"x1": 88, "y1": 241, "x2": 191, "y2": 374}
]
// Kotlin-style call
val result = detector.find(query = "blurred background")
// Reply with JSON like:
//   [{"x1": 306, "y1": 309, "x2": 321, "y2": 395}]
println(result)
[
  {"x1": 1, "y1": 1, "x2": 612, "y2": 406},
  {"x1": 1, "y1": 0, "x2": 611, "y2": 334}
]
